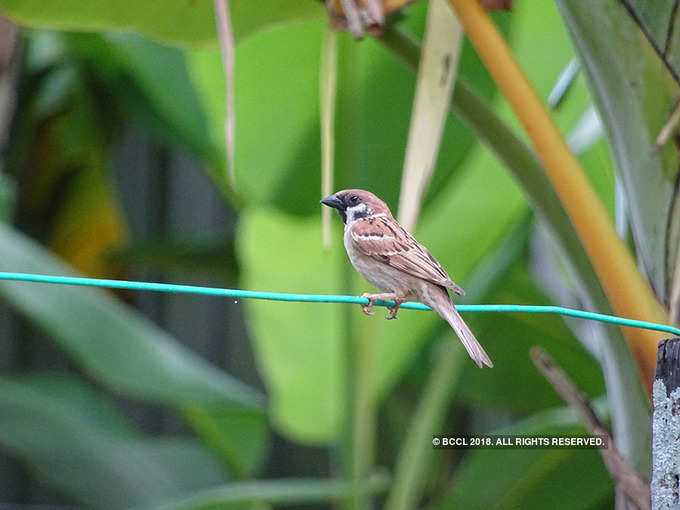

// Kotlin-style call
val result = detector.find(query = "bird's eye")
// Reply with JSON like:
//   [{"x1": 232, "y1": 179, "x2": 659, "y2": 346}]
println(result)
[{"x1": 349, "y1": 195, "x2": 359, "y2": 205}]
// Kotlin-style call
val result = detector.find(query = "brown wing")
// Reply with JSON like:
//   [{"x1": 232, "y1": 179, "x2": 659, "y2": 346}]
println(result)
[{"x1": 349, "y1": 216, "x2": 465, "y2": 295}]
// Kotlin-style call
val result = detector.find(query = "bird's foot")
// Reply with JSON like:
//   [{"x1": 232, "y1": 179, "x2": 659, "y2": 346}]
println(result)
[
  {"x1": 361, "y1": 293, "x2": 376, "y2": 315},
  {"x1": 360, "y1": 293, "x2": 406, "y2": 319},
  {"x1": 386, "y1": 298, "x2": 406, "y2": 320}
]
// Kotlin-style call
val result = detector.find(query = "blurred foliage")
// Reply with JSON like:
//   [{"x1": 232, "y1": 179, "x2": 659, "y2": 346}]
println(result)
[
  {"x1": 0, "y1": 0, "x2": 326, "y2": 47},
  {"x1": 4, "y1": 30, "x2": 128, "y2": 278},
  {"x1": 0, "y1": 222, "x2": 268, "y2": 478},
  {"x1": 557, "y1": 0, "x2": 680, "y2": 302},
  {"x1": 430, "y1": 403, "x2": 614, "y2": 509},
  {"x1": 0, "y1": 0, "x2": 674, "y2": 508},
  {"x1": 108, "y1": 235, "x2": 239, "y2": 282},
  {"x1": 0, "y1": 171, "x2": 15, "y2": 219},
  {"x1": 0, "y1": 373, "x2": 228, "y2": 508}
]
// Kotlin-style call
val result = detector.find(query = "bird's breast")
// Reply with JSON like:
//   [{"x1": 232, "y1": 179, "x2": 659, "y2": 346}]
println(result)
[{"x1": 343, "y1": 227, "x2": 414, "y2": 295}]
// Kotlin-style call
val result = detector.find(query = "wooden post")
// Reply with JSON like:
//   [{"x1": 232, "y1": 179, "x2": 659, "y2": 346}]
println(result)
[{"x1": 652, "y1": 338, "x2": 680, "y2": 509}]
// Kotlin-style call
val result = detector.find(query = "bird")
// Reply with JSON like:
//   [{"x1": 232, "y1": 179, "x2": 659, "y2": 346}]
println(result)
[{"x1": 321, "y1": 189, "x2": 493, "y2": 368}]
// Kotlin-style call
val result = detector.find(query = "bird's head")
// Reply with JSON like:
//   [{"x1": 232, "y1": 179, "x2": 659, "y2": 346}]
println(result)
[{"x1": 320, "y1": 189, "x2": 391, "y2": 224}]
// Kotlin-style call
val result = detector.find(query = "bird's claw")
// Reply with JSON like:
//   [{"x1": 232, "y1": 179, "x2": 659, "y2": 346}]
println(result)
[
  {"x1": 385, "y1": 298, "x2": 405, "y2": 320},
  {"x1": 361, "y1": 293, "x2": 405, "y2": 319},
  {"x1": 361, "y1": 294, "x2": 376, "y2": 316}
]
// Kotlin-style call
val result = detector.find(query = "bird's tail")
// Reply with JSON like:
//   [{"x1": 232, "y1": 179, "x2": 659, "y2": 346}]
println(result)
[{"x1": 428, "y1": 288, "x2": 493, "y2": 368}]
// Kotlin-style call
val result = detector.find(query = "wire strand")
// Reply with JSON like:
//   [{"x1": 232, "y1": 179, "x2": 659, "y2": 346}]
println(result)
[{"x1": 0, "y1": 271, "x2": 678, "y2": 337}]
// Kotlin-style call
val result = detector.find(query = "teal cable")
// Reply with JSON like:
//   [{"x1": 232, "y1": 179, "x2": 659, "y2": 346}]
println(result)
[{"x1": 0, "y1": 271, "x2": 678, "y2": 337}]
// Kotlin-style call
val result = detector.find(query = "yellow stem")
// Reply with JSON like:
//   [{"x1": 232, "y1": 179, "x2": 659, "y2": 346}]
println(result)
[{"x1": 447, "y1": 0, "x2": 666, "y2": 388}]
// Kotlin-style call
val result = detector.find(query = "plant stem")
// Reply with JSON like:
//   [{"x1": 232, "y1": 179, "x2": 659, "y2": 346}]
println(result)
[
  {"x1": 350, "y1": 312, "x2": 378, "y2": 510},
  {"x1": 213, "y1": 0, "x2": 236, "y2": 188},
  {"x1": 384, "y1": 340, "x2": 465, "y2": 510},
  {"x1": 337, "y1": 33, "x2": 375, "y2": 510},
  {"x1": 320, "y1": 27, "x2": 338, "y2": 249}
]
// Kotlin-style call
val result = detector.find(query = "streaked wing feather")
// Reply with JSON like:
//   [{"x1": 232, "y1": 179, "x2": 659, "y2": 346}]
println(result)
[{"x1": 349, "y1": 216, "x2": 465, "y2": 295}]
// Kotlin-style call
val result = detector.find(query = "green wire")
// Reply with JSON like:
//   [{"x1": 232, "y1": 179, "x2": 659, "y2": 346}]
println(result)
[{"x1": 0, "y1": 271, "x2": 678, "y2": 337}]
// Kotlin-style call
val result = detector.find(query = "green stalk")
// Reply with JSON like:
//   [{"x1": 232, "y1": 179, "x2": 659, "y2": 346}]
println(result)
[
  {"x1": 336, "y1": 32, "x2": 376, "y2": 509},
  {"x1": 384, "y1": 340, "x2": 465, "y2": 510},
  {"x1": 350, "y1": 312, "x2": 378, "y2": 510},
  {"x1": 339, "y1": 256, "x2": 357, "y2": 505}
]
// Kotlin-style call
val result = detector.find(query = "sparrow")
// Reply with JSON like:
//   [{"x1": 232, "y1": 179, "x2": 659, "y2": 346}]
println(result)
[{"x1": 321, "y1": 189, "x2": 493, "y2": 368}]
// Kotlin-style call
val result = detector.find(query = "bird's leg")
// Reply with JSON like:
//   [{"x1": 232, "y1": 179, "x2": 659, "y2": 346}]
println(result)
[
  {"x1": 361, "y1": 292, "x2": 394, "y2": 315},
  {"x1": 386, "y1": 297, "x2": 407, "y2": 320},
  {"x1": 360, "y1": 293, "x2": 407, "y2": 319}
]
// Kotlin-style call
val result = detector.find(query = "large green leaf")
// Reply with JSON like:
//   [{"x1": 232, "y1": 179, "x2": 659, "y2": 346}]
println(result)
[
  {"x1": 430, "y1": 404, "x2": 613, "y2": 509},
  {"x1": 556, "y1": 0, "x2": 680, "y2": 303},
  {"x1": 237, "y1": 209, "x2": 345, "y2": 442},
  {"x1": 0, "y1": 223, "x2": 267, "y2": 474},
  {"x1": 0, "y1": 373, "x2": 227, "y2": 509},
  {"x1": 83, "y1": 33, "x2": 218, "y2": 164},
  {"x1": 188, "y1": 22, "x2": 323, "y2": 214},
  {"x1": 183, "y1": 403, "x2": 268, "y2": 480},
  {"x1": 0, "y1": 0, "x2": 324, "y2": 48},
  {"x1": 187, "y1": 13, "x2": 512, "y2": 216},
  {"x1": 0, "y1": 223, "x2": 261, "y2": 408}
]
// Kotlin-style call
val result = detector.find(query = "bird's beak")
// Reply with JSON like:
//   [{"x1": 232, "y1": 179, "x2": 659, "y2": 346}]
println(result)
[{"x1": 320, "y1": 194, "x2": 344, "y2": 210}]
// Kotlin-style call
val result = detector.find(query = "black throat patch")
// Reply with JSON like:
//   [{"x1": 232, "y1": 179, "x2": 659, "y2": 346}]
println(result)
[{"x1": 352, "y1": 208, "x2": 369, "y2": 221}]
